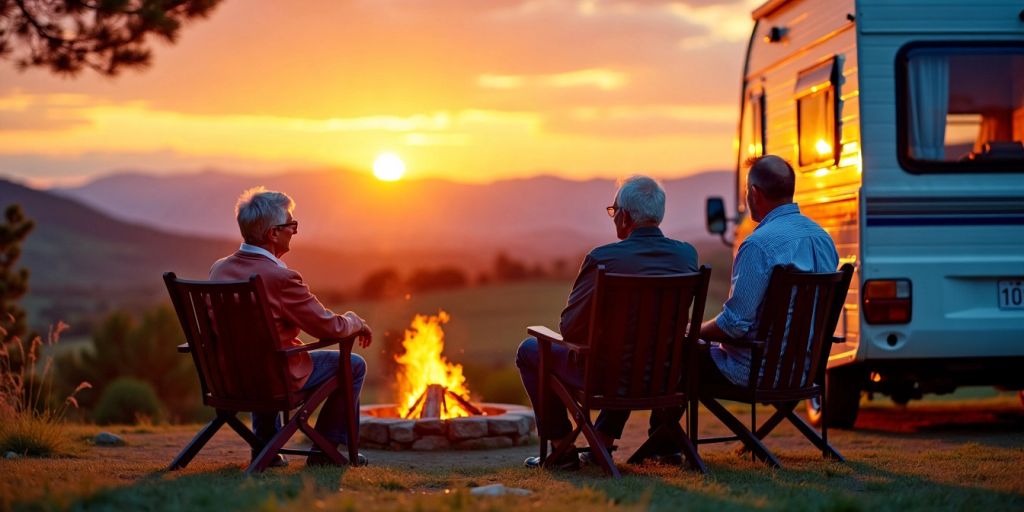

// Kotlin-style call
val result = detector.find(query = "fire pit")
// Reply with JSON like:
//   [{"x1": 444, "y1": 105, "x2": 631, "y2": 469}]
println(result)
[
  {"x1": 359, "y1": 402, "x2": 535, "y2": 450},
  {"x1": 358, "y1": 311, "x2": 536, "y2": 450}
]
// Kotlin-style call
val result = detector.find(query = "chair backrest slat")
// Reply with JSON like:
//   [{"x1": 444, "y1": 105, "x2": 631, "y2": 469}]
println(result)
[
  {"x1": 751, "y1": 265, "x2": 853, "y2": 392},
  {"x1": 627, "y1": 287, "x2": 658, "y2": 396},
  {"x1": 778, "y1": 283, "x2": 817, "y2": 388},
  {"x1": 584, "y1": 266, "x2": 711, "y2": 404},
  {"x1": 164, "y1": 273, "x2": 291, "y2": 410},
  {"x1": 649, "y1": 287, "x2": 680, "y2": 395}
]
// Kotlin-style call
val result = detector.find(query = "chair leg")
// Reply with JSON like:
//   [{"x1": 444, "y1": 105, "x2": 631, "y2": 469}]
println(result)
[
  {"x1": 783, "y1": 407, "x2": 845, "y2": 462},
  {"x1": 551, "y1": 380, "x2": 618, "y2": 478},
  {"x1": 735, "y1": 406, "x2": 787, "y2": 457},
  {"x1": 340, "y1": 353, "x2": 360, "y2": 465},
  {"x1": 247, "y1": 417, "x2": 300, "y2": 475},
  {"x1": 224, "y1": 413, "x2": 264, "y2": 451},
  {"x1": 627, "y1": 420, "x2": 674, "y2": 464},
  {"x1": 629, "y1": 419, "x2": 706, "y2": 474},
  {"x1": 701, "y1": 397, "x2": 781, "y2": 468},
  {"x1": 167, "y1": 412, "x2": 228, "y2": 470}
]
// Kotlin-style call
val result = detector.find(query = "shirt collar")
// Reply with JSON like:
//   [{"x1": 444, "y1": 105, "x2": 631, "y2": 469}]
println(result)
[
  {"x1": 239, "y1": 243, "x2": 288, "y2": 269},
  {"x1": 628, "y1": 226, "x2": 664, "y2": 238},
  {"x1": 755, "y1": 203, "x2": 799, "y2": 229}
]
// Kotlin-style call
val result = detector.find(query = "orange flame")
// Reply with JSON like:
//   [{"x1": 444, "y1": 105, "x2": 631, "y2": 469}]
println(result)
[{"x1": 394, "y1": 310, "x2": 474, "y2": 419}]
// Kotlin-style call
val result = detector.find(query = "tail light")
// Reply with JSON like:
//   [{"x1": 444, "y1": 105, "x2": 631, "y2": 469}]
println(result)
[{"x1": 862, "y1": 279, "x2": 912, "y2": 324}]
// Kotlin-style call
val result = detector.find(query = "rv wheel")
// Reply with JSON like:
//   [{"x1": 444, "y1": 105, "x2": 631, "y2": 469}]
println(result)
[{"x1": 806, "y1": 365, "x2": 864, "y2": 429}]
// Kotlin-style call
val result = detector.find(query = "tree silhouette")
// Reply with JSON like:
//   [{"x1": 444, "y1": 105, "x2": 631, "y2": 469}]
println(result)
[
  {"x1": 0, "y1": 204, "x2": 34, "y2": 339},
  {"x1": 0, "y1": 0, "x2": 222, "y2": 76}
]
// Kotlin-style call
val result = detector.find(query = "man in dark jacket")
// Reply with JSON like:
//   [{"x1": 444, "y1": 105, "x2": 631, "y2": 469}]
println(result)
[{"x1": 516, "y1": 175, "x2": 698, "y2": 469}]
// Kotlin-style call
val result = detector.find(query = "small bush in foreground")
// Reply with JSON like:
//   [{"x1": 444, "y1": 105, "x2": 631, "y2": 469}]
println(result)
[{"x1": 94, "y1": 377, "x2": 163, "y2": 425}]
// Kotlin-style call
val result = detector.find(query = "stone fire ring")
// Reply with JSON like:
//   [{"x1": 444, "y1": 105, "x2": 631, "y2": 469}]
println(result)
[{"x1": 359, "y1": 403, "x2": 537, "y2": 450}]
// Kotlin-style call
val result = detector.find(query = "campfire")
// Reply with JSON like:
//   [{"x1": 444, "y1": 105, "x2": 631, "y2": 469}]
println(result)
[
  {"x1": 358, "y1": 310, "x2": 537, "y2": 451},
  {"x1": 394, "y1": 311, "x2": 482, "y2": 419}
]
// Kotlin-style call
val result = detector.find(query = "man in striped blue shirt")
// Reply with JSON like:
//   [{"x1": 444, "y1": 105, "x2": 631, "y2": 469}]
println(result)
[{"x1": 700, "y1": 155, "x2": 839, "y2": 386}]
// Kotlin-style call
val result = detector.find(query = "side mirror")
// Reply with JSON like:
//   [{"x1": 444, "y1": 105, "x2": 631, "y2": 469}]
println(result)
[{"x1": 706, "y1": 197, "x2": 727, "y2": 235}]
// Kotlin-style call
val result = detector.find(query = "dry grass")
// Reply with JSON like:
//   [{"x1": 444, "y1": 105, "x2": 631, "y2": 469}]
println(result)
[
  {"x1": 0, "y1": 321, "x2": 89, "y2": 457},
  {"x1": 2, "y1": 396, "x2": 1022, "y2": 511}
]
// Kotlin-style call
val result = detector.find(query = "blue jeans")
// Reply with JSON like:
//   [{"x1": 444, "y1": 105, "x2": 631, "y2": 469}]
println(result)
[
  {"x1": 253, "y1": 350, "x2": 366, "y2": 448},
  {"x1": 516, "y1": 337, "x2": 682, "y2": 443}
]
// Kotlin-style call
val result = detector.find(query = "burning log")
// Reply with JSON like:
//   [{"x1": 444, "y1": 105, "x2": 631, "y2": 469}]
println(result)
[
  {"x1": 402, "y1": 384, "x2": 483, "y2": 419},
  {"x1": 422, "y1": 384, "x2": 445, "y2": 418}
]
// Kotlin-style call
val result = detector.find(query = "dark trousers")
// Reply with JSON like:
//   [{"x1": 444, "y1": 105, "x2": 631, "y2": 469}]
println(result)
[
  {"x1": 515, "y1": 337, "x2": 678, "y2": 442},
  {"x1": 252, "y1": 351, "x2": 366, "y2": 449}
]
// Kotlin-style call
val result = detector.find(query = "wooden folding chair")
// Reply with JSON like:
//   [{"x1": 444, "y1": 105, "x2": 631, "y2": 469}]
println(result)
[
  {"x1": 163, "y1": 272, "x2": 360, "y2": 475},
  {"x1": 529, "y1": 265, "x2": 711, "y2": 478},
  {"x1": 695, "y1": 263, "x2": 854, "y2": 468}
]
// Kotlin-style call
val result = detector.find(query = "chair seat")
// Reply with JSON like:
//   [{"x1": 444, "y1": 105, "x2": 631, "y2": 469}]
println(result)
[
  {"x1": 703, "y1": 382, "x2": 822, "y2": 404},
  {"x1": 570, "y1": 388, "x2": 691, "y2": 410}
]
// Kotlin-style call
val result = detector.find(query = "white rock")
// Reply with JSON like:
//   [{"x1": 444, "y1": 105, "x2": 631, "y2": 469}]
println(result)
[
  {"x1": 94, "y1": 432, "x2": 125, "y2": 446},
  {"x1": 470, "y1": 484, "x2": 532, "y2": 496}
]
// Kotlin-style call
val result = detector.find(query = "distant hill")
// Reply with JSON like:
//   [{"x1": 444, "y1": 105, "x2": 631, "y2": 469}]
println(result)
[{"x1": 54, "y1": 169, "x2": 734, "y2": 254}]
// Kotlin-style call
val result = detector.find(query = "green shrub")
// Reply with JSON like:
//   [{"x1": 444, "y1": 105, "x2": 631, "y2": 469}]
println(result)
[{"x1": 93, "y1": 377, "x2": 162, "y2": 425}]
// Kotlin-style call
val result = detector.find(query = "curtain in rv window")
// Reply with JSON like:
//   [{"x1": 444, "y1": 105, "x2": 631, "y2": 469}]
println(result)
[{"x1": 907, "y1": 54, "x2": 949, "y2": 160}]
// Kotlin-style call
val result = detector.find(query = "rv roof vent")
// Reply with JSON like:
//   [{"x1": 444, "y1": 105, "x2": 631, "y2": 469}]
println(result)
[{"x1": 766, "y1": 26, "x2": 788, "y2": 43}]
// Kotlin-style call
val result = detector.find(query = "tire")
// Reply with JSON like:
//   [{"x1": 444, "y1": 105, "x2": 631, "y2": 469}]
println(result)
[{"x1": 806, "y1": 365, "x2": 864, "y2": 429}]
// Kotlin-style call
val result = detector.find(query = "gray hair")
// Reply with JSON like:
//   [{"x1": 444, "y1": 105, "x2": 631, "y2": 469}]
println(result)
[
  {"x1": 615, "y1": 175, "x2": 666, "y2": 224},
  {"x1": 235, "y1": 187, "x2": 294, "y2": 244}
]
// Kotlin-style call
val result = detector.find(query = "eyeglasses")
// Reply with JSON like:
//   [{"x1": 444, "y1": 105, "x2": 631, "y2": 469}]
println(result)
[
  {"x1": 274, "y1": 220, "x2": 298, "y2": 233},
  {"x1": 606, "y1": 205, "x2": 619, "y2": 218}
]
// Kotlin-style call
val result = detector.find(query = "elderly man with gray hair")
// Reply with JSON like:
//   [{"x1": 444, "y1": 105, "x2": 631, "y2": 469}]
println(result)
[
  {"x1": 516, "y1": 175, "x2": 699, "y2": 470},
  {"x1": 210, "y1": 187, "x2": 372, "y2": 467}
]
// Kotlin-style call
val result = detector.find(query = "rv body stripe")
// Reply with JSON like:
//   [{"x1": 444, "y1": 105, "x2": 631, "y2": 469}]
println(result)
[{"x1": 865, "y1": 197, "x2": 1024, "y2": 226}]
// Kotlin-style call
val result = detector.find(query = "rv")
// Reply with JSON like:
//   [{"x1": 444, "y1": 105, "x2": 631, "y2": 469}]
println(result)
[{"x1": 706, "y1": 0, "x2": 1024, "y2": 427}]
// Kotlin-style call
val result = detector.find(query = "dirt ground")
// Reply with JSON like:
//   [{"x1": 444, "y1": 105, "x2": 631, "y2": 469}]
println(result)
[{"x1": 2, "y1": 398, "x2": 1023, "y2": 506}]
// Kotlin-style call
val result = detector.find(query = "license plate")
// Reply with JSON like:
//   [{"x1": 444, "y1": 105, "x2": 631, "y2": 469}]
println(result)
[{"x1": 998, "y1": 280, "x2": 1024, "y2": 310}]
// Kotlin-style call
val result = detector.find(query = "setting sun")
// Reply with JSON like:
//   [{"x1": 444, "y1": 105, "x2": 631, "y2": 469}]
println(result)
[{"x1": 373, "y1": 152, "x2": 406, "y2": 181}]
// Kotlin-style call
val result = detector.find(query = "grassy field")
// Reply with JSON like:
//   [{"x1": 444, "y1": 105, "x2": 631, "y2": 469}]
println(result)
[{"x1": 2, "y1": 396, "x2": 1021, "y2": 511}]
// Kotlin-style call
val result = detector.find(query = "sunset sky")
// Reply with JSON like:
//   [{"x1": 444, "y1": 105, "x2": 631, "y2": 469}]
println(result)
[{"x1": 0, "y1": 0, "x2": 757, "y2": 186}]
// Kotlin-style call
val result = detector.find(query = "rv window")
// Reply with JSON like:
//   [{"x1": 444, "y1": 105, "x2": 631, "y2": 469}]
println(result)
[
  {"x1": 898, "y1": 44, "x2": 1024, "y2": 173},
  {"x1": 742, "y1": 91, "x2": 766, "y2": 160},
  {"x1": 797, "y1": 88, "x2": 836, "y2": 167},
  {"x1": 796, "y1": 59, "x2": 839, "y2": 168}
]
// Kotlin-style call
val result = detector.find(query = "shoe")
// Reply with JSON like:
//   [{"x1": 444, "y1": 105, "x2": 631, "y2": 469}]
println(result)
[
  {"x1": 523, "y1": 453, "x2": 580, "y2": 471},
  {"x1": 578, "y1": 445, "x2": 618, "y2": 466},
  {"x1": 250, "y1": 453, "x2": 289, "y2": 468},
  {"x1": 307, "y1": 450, "x2": 368, "y2": 467}
]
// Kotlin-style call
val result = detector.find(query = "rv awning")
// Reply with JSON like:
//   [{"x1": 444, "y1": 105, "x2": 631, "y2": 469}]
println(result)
[{"x1": 795, "y1": 59, "x2": 836, "y2": 96}]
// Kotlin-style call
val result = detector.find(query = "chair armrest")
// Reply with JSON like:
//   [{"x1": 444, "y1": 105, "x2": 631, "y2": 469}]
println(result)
[
  {"x1": 527, "y1": 326, "x2": 589, "y2": 355},
  {"x1": 278, "y1": 334, "x2": 358, "y2": 356},
  {"x1": 177, "y1": 343, "x2": 190, "y2": 354},
  {"x1": 830, "y1": 336, "x2": 846, "y2": 345},
  {"x1": 701, "y1": 336, "x2": 765, "y2": 350}
]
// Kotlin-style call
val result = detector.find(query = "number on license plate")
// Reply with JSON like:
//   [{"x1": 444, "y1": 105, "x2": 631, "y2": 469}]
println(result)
[{"x1": 998, "y1": 280, "x2": 1024, "y2": 310}]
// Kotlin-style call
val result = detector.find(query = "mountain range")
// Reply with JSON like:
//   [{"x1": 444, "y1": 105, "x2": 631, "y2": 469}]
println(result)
[{"x1": 54, "y1": 169, "x2": 733, "y2": 255}]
